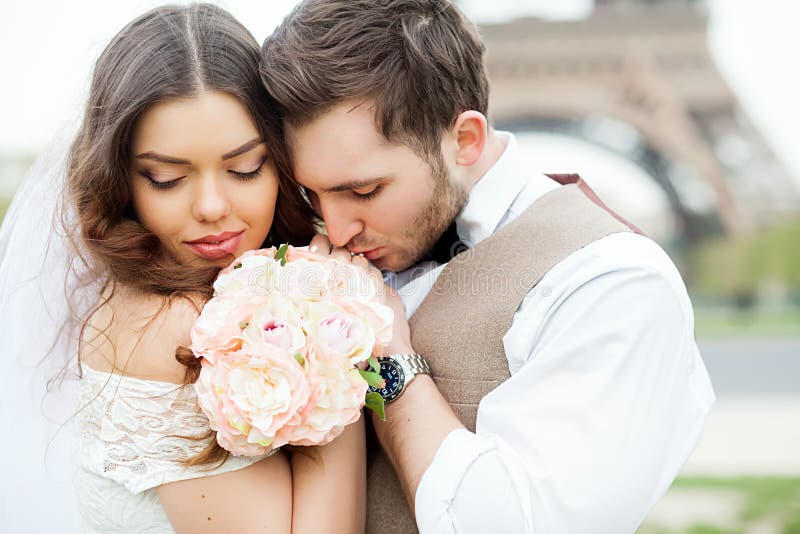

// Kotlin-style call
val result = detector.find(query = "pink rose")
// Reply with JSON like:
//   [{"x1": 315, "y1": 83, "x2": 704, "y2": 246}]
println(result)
[
  {"x1": 301, "y1": 300, "x2": 379, "y2": 365},
  {"x1": 336, "y1": 298, "x2": 394, "y2": 352},
  {"x1": 241, "y1": 295, "x2": 307, "y2": 356}
]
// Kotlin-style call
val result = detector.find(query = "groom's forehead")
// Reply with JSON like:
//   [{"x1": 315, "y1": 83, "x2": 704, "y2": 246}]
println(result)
[
  {"x1": 287, "y1": 105, "x2": 396, "y2": 183},
  {"x1": 287, "y1": 102, "x2": 389, "y2": 149}
]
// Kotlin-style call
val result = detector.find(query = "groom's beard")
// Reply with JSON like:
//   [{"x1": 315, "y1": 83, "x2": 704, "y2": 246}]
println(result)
[{"x1": 391, "y1": 167, "x2": 468, "y2": 272}]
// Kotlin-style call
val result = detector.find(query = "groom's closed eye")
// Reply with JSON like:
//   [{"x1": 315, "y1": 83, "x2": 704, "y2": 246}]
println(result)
[{"x1": 352, "y1": 184, "x2": 383, "y2": 201}]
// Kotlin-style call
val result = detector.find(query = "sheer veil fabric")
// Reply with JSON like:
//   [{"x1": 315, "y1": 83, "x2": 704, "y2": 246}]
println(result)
[{"x1": 0, "y1": 125, "x2": 91, "y2": 531}]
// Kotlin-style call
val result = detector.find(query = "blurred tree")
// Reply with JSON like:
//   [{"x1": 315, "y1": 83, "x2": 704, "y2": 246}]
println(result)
[{"x1": 691, "y1": 216, "x2": 800, "y2": 307}]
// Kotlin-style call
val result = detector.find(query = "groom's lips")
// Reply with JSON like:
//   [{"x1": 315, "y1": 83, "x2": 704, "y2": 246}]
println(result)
[{"x1": 351, "y1": 247, "x2": 383, "y2": 261}]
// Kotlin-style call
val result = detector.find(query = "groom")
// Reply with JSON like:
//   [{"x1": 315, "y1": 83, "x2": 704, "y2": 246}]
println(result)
[{"x1": 261, "y1": 1, "x2": 714, "y2": 532}]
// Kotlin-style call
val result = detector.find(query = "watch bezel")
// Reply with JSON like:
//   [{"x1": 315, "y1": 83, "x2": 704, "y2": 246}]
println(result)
[{"x1": 369, "y1": 357, "x2": 406, "y2": 404}]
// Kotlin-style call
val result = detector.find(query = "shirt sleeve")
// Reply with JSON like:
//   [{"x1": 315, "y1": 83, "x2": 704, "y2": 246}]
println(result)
[{"x1": 414, "y1": 260, "x2": 715, "y2": 534}]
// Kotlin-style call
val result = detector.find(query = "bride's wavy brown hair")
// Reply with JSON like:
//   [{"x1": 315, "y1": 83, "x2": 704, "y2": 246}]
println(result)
[{"x1": 65, "y1": 4, "x2": 316, "y2": 465}]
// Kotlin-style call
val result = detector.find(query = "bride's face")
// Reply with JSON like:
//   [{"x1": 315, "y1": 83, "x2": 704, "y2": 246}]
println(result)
[{"x1": 130, "y1": 90, "x2": 278, "y2": 267}]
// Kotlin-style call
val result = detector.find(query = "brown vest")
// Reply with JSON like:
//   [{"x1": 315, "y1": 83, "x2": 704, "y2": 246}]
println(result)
[{"x1": 365, "y1": 175, "x2": 640, "y2": 533}]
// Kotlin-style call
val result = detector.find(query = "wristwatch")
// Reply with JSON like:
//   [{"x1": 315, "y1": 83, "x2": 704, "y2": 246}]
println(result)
[{"x1": 369, "y1": 353, "x2": 431, "y2": 404}]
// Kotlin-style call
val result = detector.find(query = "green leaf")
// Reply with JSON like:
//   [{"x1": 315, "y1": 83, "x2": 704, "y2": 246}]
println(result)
[
  {"x1": 274, "y1": 243, "x2": 289, "y2": 266},
  {"x1": 364, "y1": 392, "x2": 385, "y2": 421},
  {"x1": 358, "y1": 369, "x2": 385, "y2": 389},
  {"x1": 367, "y1": 357, "x2": 380, "y2": 374},
  {"x1": 294, "y1": 353, "x2": 306, "y2": 367},
  {"x1": 233, "y1": 262, "x2": 243, "y2": 270}
]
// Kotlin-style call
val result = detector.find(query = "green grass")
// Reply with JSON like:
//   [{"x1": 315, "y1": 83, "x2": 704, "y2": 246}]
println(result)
[
  {"x1": 694, "y1": 308, "x2": 800, "y2": 338},
  {"x1": 640, "y1": 477, "x2": 800, "y2": 534},
  {"x1": 674, "y1": 477, "x2": 800, "y2": 529},
  {"x1": 690, "y1": 216, "x2": 800, "y2": 301}
]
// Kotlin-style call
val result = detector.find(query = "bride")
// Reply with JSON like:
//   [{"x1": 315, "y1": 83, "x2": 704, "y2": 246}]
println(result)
[{"x1": 0, "y1": 4, "x2": 398, "y2": 532}]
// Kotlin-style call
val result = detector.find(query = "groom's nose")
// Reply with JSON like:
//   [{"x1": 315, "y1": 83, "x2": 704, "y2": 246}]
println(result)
[{"x1": 320, "y1": 200, "x2": 364, "y2": 248}]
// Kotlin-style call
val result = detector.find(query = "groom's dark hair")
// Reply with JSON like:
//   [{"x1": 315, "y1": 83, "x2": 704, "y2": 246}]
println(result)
[{"x1": 260, "y1": 0, "x2": 489, "y2": 167}]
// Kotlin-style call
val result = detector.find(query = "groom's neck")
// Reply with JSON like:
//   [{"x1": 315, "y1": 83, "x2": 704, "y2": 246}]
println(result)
[{"x1": 463, "y1": 129, "x2": 509, "y2": 192}]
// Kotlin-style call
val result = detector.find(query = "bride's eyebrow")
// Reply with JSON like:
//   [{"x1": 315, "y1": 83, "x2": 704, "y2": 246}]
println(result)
[
  {"x1": 221, "y1": 138, "x2": 264, "y2": 161},
  {"x1": 135, "y1": 152, "x2": 190, "y2": 165},
  {"x1": 134, "y1": 138, "x2": 264, "y2": 165}
]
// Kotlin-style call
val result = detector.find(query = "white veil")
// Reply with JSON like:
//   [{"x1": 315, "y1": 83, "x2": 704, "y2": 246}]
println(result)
[{"x1": 0, "y1": 124, "x2": 92, "y2": 531}]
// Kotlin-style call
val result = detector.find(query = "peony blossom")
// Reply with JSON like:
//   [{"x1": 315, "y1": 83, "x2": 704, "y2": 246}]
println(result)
[{"x1": 194, "y1": 348, "x2": 312, "y2": 456}]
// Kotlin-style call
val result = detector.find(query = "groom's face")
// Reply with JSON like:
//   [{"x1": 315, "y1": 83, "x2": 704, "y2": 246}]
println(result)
[{"x1": 287, "y1": 102, "x2": 467, "y2": 272}]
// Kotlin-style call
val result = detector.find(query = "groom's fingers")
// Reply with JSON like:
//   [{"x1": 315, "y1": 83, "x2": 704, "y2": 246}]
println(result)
[
  {"x1": 350, "y1": 253, "x2": 369, "y2": 268},
  {"x1": 308, "y1": 234, "x2": 381, "y2": 277},
  {"x1": 330, "y1": 246, "x2": 352, "y2": 264},
  {"x1": 309, "y1": 234, "x2": 333, "y2": 256},
  {"x1": 309, "y1": 233, "x2": 350, "y2": 263}
]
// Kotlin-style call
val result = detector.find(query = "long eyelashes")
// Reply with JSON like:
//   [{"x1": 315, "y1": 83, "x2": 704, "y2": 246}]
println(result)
[
  {"x1": 140, "y1": 171, "x2": 184, "y2": 191},
  {"x1": 229, "y1": 160, "x2": 265, "y2": 181}
]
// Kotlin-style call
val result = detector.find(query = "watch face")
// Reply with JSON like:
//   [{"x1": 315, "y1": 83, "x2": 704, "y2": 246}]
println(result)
[{"x1": 369, "y1": 358, "x2": 405, "y2": 403}]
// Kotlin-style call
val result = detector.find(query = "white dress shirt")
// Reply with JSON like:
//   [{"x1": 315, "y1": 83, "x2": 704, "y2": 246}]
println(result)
[{"x1": 387, "y1": 133, "x2": 715, "y2": 534}]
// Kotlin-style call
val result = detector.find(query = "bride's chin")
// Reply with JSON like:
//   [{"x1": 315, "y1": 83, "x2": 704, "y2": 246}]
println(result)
[{"x1": 177, "y1": 251, "x2": 230, "y2": 269}]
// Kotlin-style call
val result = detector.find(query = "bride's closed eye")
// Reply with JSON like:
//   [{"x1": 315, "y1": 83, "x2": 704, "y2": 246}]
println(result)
[
  {"x1": 229, "y1": 158, "x2": 266, "y2": 181},
  {"x1": 138, "y1": 170, "x2": 185, "y2": 191}
]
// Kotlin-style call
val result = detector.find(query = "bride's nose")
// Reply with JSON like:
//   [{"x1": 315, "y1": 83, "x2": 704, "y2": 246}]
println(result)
[{"x1": 192, "y1": 174, "x2": 231, "y2": 222}]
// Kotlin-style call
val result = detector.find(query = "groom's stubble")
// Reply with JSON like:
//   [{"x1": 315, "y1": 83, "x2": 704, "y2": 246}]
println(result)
[{"x1": 395, "y1": 159, "x2": 469, "y2": 271}]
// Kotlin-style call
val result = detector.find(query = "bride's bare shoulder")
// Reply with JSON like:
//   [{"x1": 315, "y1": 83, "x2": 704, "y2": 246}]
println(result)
[{"x1": 82, "y1": 285, "x2": 205, "y2": 383}]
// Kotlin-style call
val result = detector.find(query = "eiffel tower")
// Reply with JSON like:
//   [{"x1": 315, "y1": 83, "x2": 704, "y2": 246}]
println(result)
[{"x1": 481, "y1": 0, "x2": 797, "y2": 240}]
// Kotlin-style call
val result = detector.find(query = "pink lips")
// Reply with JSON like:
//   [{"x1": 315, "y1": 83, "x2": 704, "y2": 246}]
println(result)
[
  {"x1": 184, "y1": 230, "x2": 245, "y2": 260},
  {"x1": 362, "y1": 247, "x2": 383, "y2": 261}
]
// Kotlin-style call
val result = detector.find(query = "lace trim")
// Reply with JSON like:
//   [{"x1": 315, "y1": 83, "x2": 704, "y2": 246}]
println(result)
[{"x1": 75, "y1": 365, "x2": 270, "y2": 494}]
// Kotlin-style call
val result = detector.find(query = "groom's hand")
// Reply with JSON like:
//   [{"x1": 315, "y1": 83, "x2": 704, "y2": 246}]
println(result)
[
  {"x1": 381, "y1": 289, "x2": 414, "y2": 355},
  {"x1": 308, "y1": 234, "x2": 413, "y2": 355},
  {"x1": 308, "y1": 233, "x2": 358, "y2": 264},
  {"x1": 308, "y1": 233, "x2": 381, "y2": 282}
]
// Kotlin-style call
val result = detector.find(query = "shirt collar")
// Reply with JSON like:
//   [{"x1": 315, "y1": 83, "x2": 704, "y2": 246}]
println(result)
[{"x1": 455, "y1": 132, "x2": 529, "y2": 245}]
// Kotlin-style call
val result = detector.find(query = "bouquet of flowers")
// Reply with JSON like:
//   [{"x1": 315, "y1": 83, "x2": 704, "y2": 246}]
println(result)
[{"x1": 190, "y1": 244, "x2": 390, "y2": 456}]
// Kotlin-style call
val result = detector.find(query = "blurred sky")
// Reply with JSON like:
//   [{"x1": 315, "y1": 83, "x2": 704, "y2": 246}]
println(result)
[{"x1": 1, "y1": 0, "x2": 799, "y2": 191}]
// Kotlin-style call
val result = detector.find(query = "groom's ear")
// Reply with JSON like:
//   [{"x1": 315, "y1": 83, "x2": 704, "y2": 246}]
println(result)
[{"x1": 451, "y1": 110, "x2": 488, "y2": 167}]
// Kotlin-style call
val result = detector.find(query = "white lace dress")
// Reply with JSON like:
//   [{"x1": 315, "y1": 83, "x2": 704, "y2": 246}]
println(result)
[{"x1": 74, "y1": 365, "x2": 272, "y2": 533}]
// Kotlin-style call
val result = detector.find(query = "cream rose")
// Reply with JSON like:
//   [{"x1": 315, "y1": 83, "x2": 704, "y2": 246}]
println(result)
[
  {"x1": 190, "y1": 292, "x2": 264, "y2": 365},
  {"x1": 281, "y1": 345, "x2": 368, "y2": 447},
  {"x1": 195, "y1": 348, "x2": 312, "y2": 455}
]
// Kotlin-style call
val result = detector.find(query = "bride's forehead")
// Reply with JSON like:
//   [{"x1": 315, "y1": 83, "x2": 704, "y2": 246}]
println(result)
[{"x1": 131, "y1": 91, "x2": 259, "y2": 153}]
